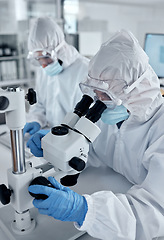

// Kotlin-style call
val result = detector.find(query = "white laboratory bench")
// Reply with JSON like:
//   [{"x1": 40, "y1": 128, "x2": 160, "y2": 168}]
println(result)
[{"x1": 0, "y1": 124, "x2": 133, "y2": 240}]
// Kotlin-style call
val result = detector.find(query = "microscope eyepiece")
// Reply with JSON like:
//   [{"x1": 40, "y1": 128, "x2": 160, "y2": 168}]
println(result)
[
  {"x1": 74, "y1": 95, "x2": 93, "y2": 117},
  {"x1": 85, "y1": 100, "x2": 107, "y2": 123}
]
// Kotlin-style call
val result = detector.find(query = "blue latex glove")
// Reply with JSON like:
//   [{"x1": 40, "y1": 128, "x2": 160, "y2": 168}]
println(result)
[
  {"x1": 28, "y1": 176, "x2": 88, "y2": 226},
  {"x1": 26, "y1": 129, "x2": 50, "y2": 157},
  {"x1": 23, "y1": 122, "x2": 41, "y2": 135}
]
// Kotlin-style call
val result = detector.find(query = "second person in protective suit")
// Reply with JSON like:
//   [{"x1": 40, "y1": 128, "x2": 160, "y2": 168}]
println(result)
[{"x1": 23, "y1": 17, "x2": 89, "y2": 155}]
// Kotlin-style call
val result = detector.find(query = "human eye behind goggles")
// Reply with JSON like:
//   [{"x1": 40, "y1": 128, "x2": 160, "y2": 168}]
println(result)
[{"x1": 93, "y1": 89, "x2": 121, "y2": 109}]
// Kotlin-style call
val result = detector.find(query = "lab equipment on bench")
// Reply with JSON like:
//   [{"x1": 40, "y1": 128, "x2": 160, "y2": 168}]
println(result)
[{"x1": 0, "y1": 87, "x2": 106, "y2": 239}]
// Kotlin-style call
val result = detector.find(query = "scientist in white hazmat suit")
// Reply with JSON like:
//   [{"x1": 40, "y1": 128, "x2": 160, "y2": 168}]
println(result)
[
  {"x1": 24, "y1": 17, "x2": 89, "y2": 149},
  {"x1": 28, "y1": 29, "x2": 164, "y2": 240}
]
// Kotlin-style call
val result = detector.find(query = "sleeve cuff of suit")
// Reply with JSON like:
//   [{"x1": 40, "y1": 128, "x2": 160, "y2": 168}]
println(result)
[{"x1": 74, "y1": 194, "x2": 95, "y2": 231}]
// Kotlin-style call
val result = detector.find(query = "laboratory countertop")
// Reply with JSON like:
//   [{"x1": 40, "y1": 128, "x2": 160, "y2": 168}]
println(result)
[{"x1": 0, "y1": 124, "x2": 133, "y2": 240}]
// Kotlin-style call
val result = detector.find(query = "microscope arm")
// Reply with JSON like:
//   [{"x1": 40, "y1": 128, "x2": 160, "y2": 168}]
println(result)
[{"x1": 0, "y1": 87, "x2": 41, "y2": 234}]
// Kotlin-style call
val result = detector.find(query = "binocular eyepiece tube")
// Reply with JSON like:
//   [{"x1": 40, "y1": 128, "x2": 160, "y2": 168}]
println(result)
[
  {"x1": 74, "y1": 94, "x2": 107, "y2": 123},
  {"x1": 74, "y1": 94, "x2": 93, "y2": 117}
]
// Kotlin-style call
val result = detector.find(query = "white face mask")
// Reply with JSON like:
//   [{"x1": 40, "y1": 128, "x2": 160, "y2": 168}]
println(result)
[
  {"x1": 101, "y1": 104, "x2": 129, "y2": 125},
  {"x1": 43, "y1": 61, "x2": 63, "y2": 76}
]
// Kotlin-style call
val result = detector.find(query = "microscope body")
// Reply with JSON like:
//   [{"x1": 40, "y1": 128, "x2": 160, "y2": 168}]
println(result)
[
  {"x1": 42, "y1": 117, "x2": 101, "y2": 184},
  {"x1": 42, "y1": 127, "x2": 89, "y2": 176},
  {"x1": 42, "y1": 96, "x2": 105, "y2": 186}
]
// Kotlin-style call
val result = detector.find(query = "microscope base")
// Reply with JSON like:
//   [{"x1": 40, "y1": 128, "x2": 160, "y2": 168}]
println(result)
[{"x1": 0, "y1": 205, "x2": 85, "y2": 240}]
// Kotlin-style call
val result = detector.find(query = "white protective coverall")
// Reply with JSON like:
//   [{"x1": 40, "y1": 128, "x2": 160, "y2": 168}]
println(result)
[
  {"x1": 76, "y1": 29, "x2": 164, "y2": 240},
  {"x1": 27, "y1": 17, "x2": 89, "y2": 128}
]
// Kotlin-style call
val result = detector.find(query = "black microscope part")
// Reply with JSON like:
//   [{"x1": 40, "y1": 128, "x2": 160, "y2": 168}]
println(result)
[
  {"x1": 51, "y1": 125, "x2": 69, "y2": 135},
  {"x1": 25, "y1": 88, "x2": 37, "y2": 105},
  {"x1": 60, "y1": 173, "x2": 80, "y2": 187},
  {"x1": 0, "y1": 184, "x2": 11, "y2": 205},
  {"x1": 69, "y1": 157, "x2": 86, "y2": 171},
  {"x1": 29, "y1": 176, "x2": 55, "y2": 200},
  {"x1": 74, "y1": 94, "x2": 93, "y2": 117},
  {"x1": 85, "y1": 100, "x2": 107, "y2": 123},
  {"x1": 0, "y1": 96, "x2": 9, "y2": 110}
]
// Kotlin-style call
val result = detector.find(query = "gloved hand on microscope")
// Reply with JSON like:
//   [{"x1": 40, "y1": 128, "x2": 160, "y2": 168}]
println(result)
[
  {"x1": 23, "y1": 121, "x2": 41, "y2": 136},
  {"x1": 26, "y1": 129, "x2": 50, "y2": 157},
  {"x1": 28, "y1": 176, "x2": 88, "y2": 226}
]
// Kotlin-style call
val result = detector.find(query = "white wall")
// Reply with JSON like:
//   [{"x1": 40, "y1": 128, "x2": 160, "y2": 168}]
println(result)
[
  {"x1": 78, "y1": 2, "x2": 164, "y2": 49},
  {"x1": 0, "y1": 0, "x2": 17, "y2": 34}
]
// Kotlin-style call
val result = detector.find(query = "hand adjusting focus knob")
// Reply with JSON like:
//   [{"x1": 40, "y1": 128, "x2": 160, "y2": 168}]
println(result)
[{"x1": 29, "y1": 176, "x2": 55, "y2": 200}]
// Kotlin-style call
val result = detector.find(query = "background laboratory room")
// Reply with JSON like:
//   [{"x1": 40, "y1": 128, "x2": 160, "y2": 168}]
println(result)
[{"x1": 1, "y1": 0, "x2": 164, "y2": 240}]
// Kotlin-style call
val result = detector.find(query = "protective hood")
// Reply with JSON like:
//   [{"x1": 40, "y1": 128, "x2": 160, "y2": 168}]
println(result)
[
  {"x1": 80, "y1": 29, "x2": 163, "y2": 122},
  {"x1": 28, "y1": 17, "x2": 79, "y2": 68}
]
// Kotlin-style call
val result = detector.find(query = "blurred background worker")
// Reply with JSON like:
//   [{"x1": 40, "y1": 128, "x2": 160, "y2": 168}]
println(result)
[
  {"x1": 29, "y1": 29, "x2": 164, "y2": 240},
  {"x1": 23, "y1": 17, "x2": 89, "y2": 138}
]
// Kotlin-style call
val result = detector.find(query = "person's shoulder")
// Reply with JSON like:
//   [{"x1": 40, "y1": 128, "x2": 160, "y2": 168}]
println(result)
[
  {"x1": 80, "y1": 54, "x2": 90, "y2": 63},
  {"x1": 73, "y1": 55, "x2": 89, "y2": 68},
  {"x1": 148, "y1": 103, "x2": 164, "y2": 132},
  {"x1": 153, "y1": 102, "x2": 164, "y2": 120}
]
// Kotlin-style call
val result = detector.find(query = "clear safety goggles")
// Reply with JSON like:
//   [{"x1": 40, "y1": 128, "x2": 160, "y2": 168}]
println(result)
[
  {"x1": 80, "y1": 75, "x2": 123, "y2": 108},
  {"x1": 27, "y1": 40, "x2": 65, "y2": 67},
  {"x1": 27, "y1": 50, "x2": 57, "y2": 67}
]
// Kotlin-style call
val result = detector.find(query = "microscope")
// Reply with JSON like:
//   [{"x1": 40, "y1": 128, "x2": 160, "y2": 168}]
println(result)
[
  {"x1": 0, "y1": 86, "x2": 106, "y2": 238},
  {"x1": 40, "y1": 93, "x2": 107, "y2": 187}
]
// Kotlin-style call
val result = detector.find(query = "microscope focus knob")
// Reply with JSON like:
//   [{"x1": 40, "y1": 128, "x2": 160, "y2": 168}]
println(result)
[
  {"x1": 69, "y1": 157, "x2": 86, "y2": 171},
  {"x1": 0, "y1": 184, "x2": 11, "y2": 205},
  {"x1": 25, "y1": 88, "x2": 37, "y2": 105},
  {"x1": 29, "y1": 176, "x2": 55, "y2": 200}
]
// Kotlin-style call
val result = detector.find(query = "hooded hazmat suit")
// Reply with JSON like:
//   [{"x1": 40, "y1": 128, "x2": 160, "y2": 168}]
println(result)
[
  {"x1": 76, "y1": 29, "x2": 164, "y2": 240},
  {"x1": 27, "y1": 17, "x2": 89, "y2": 128}
]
